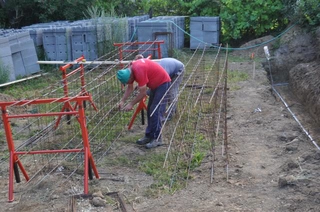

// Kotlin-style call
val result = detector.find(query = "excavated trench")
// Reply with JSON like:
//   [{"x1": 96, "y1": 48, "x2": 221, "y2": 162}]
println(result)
[{"x1": 261, "y1": 25, "x2": 320, "y2": 147}]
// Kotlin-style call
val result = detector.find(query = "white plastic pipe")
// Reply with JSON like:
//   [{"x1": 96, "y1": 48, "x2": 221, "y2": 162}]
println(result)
[
  {"x1": 37, "y1": 59, "x2": 162, "y2": 65},
  {"x1": 0, "y1": 73, "x2": 47, "y2": 88}
]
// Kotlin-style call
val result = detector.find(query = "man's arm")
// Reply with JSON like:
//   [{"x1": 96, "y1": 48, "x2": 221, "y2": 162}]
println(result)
[
  {"x1": 119, "y1": 83, "x2": 134, "y2": 110},
  {"x1": 122, "y1": 85, "x2": 147, "y2": 111}
]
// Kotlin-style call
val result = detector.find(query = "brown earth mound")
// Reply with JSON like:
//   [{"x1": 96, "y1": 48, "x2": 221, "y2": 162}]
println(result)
[
  {"x1": 263, "y1": 25, "x2": 320, "y2": 126},
  {"x1": 262, "y1": 26, "x2": 319, "y2": 83},
  {"x1": 289, "y1": 61, "x2": 320, "y2": 124},
  {"x1": 232, "y1": 35, "x2": 276, "y2": 59}
]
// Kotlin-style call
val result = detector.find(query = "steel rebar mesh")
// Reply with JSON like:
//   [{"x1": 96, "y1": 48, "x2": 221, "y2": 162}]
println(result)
[
  {"x1": 160, "y1": 45, "x2": 229, "y2": 190},
  {"x1": 0, "y1": 41, "x2": 230, "y2": 201}
]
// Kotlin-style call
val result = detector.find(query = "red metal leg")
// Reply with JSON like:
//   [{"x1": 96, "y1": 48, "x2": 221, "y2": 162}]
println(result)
[{"x1": 128, "y1": 96, "x2": 147, "y2": 130}]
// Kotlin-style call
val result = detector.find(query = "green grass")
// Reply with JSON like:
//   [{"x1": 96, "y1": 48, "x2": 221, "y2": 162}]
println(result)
[
  {"x1": 0, "y1": 60, "x2": 9, "y2": 84},
  {"x1": 228, "y1": 70, "x2": 249, "y2": 82},
  {"x1": 105, "y1": 154, "x2": 135, "y2": 167},
  {"x1": 227, "y1": 69, "x2": 249, "y2": 91},
  {"x1": 0, "y1": 68, "x2": 61, "y2": 99},
  {"x1": 138, "y1": 152, "x2": 183, "y2": 195}
]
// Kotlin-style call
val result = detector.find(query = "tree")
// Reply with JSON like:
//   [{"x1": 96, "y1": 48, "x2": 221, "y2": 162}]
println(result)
[
  {"x1": 0, "y1": 0, "x2": 96, "y2": 28},
  {"x1": 177, "y1": 0, "x2": 220, "y2": 16},
  {"x1": 219, "y1": 0, "x2": 287, "y2": 45},
  {"x1": 283, "y1": 0, "x2": 320, "y2": 27},
  {"x1": 0, "y1": 0, "x2": 318, "y2": 45}
]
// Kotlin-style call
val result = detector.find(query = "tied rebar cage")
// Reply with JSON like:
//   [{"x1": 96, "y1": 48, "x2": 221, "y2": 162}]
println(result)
[
  {"x1": 160, "y1": 44, "x2": 229, "y2": 190},
  {"x1": 0, "y1": 40, "x2": 230, "y2": 203}
]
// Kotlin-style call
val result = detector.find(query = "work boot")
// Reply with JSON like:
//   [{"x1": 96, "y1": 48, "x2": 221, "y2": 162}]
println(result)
[
  {"x1": 136, "y1": 136, "x2": 151, "y2": 145},
  {"x1": 146, "y1": 138, "x2": 162, "y2": 149}
]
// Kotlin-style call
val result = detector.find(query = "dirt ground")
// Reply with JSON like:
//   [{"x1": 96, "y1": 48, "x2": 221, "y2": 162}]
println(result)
[
  {"x1": 1, "y1": 59, "x2": 320, "y2": 212},
  {"x1": 129, "y1": 61, "x2": 320, "y2": 212}
]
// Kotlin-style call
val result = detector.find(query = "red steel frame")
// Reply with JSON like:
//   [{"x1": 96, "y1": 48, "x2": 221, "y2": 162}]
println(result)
[
  {"x1": 113, "y1": 40, "x2": 164, "y2": 68},
  {"x1": 0, "y1": 97, "x2": 100, "y2": 202},
  {"x1": 0, "y1": 56, "x2": 101, "y2": 202},
  {"x1": 127, "y1": 55, "x2": 152, "y2": 130},
  {"x1": 128, "y1": 96, "x2": 148, "y2": 130},
  {"x1": 113, "y1": 42, "x2": 163, "y2": 129},
  {"x1": 55, "y1": 56, "x2": 98, "y2": 128}
]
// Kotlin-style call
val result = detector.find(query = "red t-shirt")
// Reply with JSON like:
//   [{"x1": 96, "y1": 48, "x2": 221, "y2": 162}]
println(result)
[{"x1": 130, "y1": 59, "x2": 171, "y2": 90}]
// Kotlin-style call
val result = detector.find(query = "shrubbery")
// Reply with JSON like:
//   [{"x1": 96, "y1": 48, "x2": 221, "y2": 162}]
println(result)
[{"x1": 0, "y1": 0, "x2": 318, "y2": 45}]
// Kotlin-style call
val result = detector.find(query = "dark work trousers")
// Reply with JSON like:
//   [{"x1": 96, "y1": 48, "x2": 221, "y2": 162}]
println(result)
[
  {"x1": 166, "y1": 68, "x2": 184, "y2": 119},
  {"x1": 145, "y1": 82, "x2": 170, "y2": 139}
]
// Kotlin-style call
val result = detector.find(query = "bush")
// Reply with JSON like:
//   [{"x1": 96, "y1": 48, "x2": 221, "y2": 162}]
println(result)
[{"x1": 283, "y1": 0, "x2": 320, "y2": 27}]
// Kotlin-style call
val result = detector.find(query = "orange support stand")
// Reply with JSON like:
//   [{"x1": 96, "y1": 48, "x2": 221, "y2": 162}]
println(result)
[
  {"x1": 127, "y1": 55, "x2": 152, "y2": 130},
  {"x1": 128, "y1": 96, "x2": 148, "y2": 130},
  {"x1": 113, "y1": 41, "x2": 161, "y2": 130},
  {"x1": 55, "y1": 56, "x2": 98, "y2": 128},
  {"x1": 127, "y1": 55, "x2": 152, "y2": 129},
  {"x1": 113, "y1": 40, "x2": 164, "y2": 64},
  {"x1": 0, "y1": 97, "x2": 100, "y2": 202}
]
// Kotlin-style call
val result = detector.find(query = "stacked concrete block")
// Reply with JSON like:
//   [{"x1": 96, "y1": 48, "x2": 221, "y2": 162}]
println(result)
[
  {"x1": 0, "y1": 29, "x2": 40, "y2": 82},
  {"x1": 0, "y1": 36, "x2": 15, "y2": 81},
  {"x1": 128, "y1": 15, "x2": 150, "y2": 42},
  {"x1": 22, "y1": 21, "x2": 70, "y2": 46},
  {"x1": 154, "y1": 16, "x2": 186, "y2": 49},
  {"x1": 42, "y1": 27, "x2": 73, "y2": 61},
  {"x1": 137, "y1": 20, "x2": 171, "y2": 58},
  {"x1": 16, "y1": 15, "x2": 150, "y2": 63},
  {"x1": 39, "y1": 17, "x2": 137, "y2": 61},
  {"x1": 190, "y1": 17, "x2": 220, "y2": 49},
  {"x1": 71, "y1": 26, "x2": 98, "y2": 61},
  {"x1": 137, "y1": 16, "x2": 186, "y2": 58}
]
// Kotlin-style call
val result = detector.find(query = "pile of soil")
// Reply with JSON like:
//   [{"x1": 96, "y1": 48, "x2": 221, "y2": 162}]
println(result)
[
  {"x1": 289, "y1": 61, "x2": 320, "y2": 124},
  {"x1": 231, "y1": 35, "x2": 276, "y2": 59},
  {"x1": 263, "y1": 25, "x2": 320, "y2": 125},
  {"x1": 234, "y1": 25, "x2": 320, "y2": 124}
]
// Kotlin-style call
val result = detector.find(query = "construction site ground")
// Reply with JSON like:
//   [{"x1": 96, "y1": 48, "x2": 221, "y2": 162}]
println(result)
[{"x1": 0, "y1": 56, "x2": 320, "y2": 212}]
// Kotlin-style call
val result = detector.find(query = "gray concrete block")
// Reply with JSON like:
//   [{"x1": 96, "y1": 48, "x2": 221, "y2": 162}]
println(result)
[{"x1": 1, "y1": 55, "x2": 16, "y2": 81}]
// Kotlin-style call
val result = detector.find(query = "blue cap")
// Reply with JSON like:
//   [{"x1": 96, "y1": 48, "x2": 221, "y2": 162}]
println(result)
[{"x1": 117, "y1": 68, "x2": 131, "y2": 84}]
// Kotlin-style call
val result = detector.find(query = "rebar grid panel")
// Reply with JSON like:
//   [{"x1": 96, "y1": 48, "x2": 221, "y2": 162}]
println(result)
[
  {"x1": 114, "y1": 40, "x2": 165, "y2": 63},
  {"x1": 0, "y1": 41, "x2": 176, "y2": 202},
  {"x1": 160, "y1": 44, "x2": 229, "y2": 190},
  {"x1": 0, "y1": 40, "x2": 230, "y2": 202}
]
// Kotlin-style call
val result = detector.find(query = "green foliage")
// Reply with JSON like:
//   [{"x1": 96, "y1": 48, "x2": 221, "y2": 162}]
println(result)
[
  {"x1": 83, "y1": 5, "x2": 106, "y2": 19},
  {"x1": 219, "y1": 0, "x2": 287, "y2": 45},
  {"x1": 190, "y1": 151, "x2": 205, "y2": 169},
  {"x1": 178, "y1": 0, "x2": 220, "y2": 16},
  {"x1": 92, "y1": 0, "x2": 138, "y2": 17},
  {"x1": 135, "y1": 0, "x2": 151, "y2": 15},
  {"x1": 0, "y1": 60, "x2": 9, "y2": 84},
  {"x1": 146, "y1": 0, "x2": 174, "y2": 16},
  {"x1": 35, "y1": 0, "x2": 96, "y2": 22},
  {"x1": 146, "y1": 0, "x2": 219, "y2": 17},
  {"x1": 283, "y1": 0, "x2": 320, "y2": 27},
  {"x1": 1, "y1": 0, "x2": 39, "y2": 27},
  {"x1": 0, "y1": 0, "x2": 318, "y2": 48},
  {"x1": 0, "y1": 8, "x2": 6, "y2": 28},
  {"x1": 0, "y1": 0, "x2": 96, "y2": 28}
]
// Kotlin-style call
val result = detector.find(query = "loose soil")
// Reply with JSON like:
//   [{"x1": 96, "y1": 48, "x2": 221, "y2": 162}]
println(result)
[
  {"x1": 131, "y1": 61, "x2": 320, "y2": 212},
  {"x1": 0, "y1": 59, "x2": 320, "y2": 212}
]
